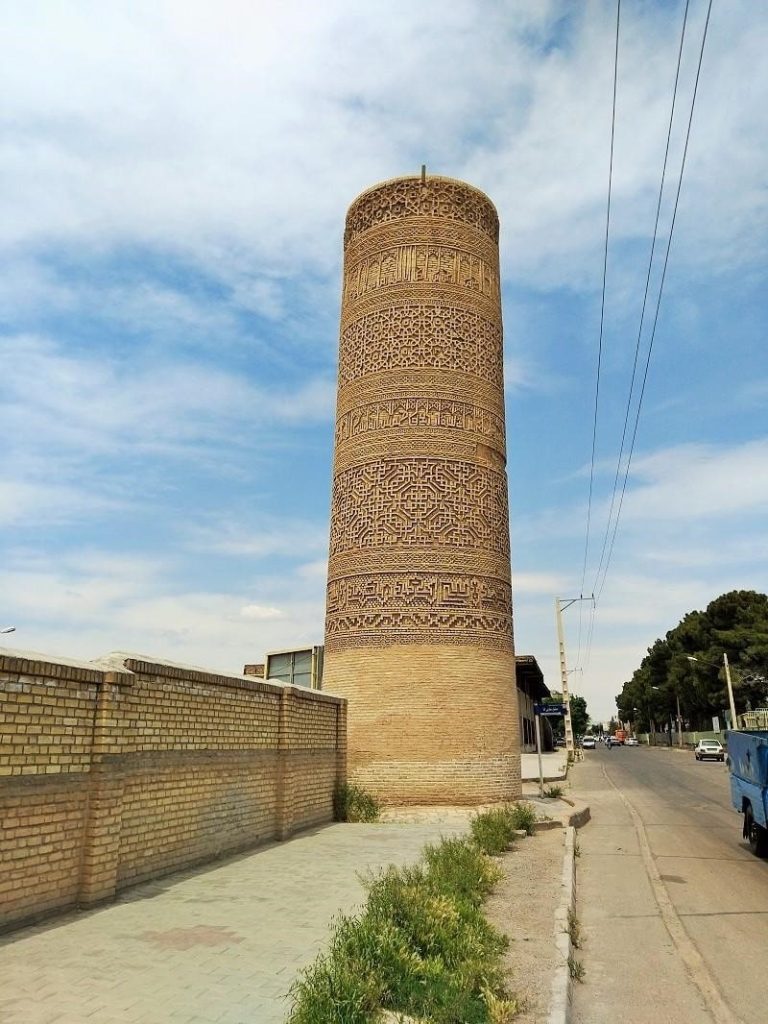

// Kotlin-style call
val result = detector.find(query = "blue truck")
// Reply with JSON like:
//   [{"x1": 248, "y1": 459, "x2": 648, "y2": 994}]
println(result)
[{"x1": 728, "y1": 729, "x2": 768, "y2": 856}]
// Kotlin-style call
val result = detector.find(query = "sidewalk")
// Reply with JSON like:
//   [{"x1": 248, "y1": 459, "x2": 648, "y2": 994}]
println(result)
[
  {"x1": 521, "y1": 750, "x2": 568, "y2": 782},
  {"x1": 0, "y1": 821, "x2": 466, "y2": 1024}
]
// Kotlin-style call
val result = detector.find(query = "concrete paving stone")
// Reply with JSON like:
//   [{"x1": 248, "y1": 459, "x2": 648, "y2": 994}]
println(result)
[{"x1": 1, "y1": 822, "x2": 466, "y2": 1024}]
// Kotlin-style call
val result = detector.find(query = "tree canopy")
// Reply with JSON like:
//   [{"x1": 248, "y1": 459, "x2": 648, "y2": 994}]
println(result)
[
  {"x1": 546, "y1": 691, "x2": 590, "y2": 736},
  {"x1": 615, "y1": 590, "x2": 768, "y2": 730}
]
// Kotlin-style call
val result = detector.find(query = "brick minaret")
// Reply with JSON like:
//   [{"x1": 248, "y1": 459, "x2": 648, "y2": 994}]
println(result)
[{"x1": 323, "y1": 174, "x2": 520, "y2": 804}]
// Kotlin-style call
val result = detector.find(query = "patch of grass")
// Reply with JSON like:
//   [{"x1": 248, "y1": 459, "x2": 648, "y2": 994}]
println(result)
[
  {"x1": 567, "y1": 907, "x2": 582, "y2": 949},
  {"x1": 287, "y1": 927, "x2": 382, "y2": 1024},
  {"x1": 483, "y1": 987, "x2": 522, "y2": 1023},
  {"x1": 365, "y1": 864, "x2": 509, "y2": 1022},
  {"x1": 288, "y1": 835, "x2": 518, "y2": 1024},
  {"x1": 568, "y1": 955, "x2": 586, "y2": 983},
  {"x1": 543, "y1": 785, "x2": 564, "y2": 799},
  {"x1": 507, "y1": 801, "x2": 537, "y2": 836},
  {"x1": 333, "y1": 782, "x2": 381, "y2": 823},
  {"x1": 423, "y1": 836, "x2": 502, "y2": 904},
  {"x1": 470, "y1": 807, "x2": 517, "y2": 856}
]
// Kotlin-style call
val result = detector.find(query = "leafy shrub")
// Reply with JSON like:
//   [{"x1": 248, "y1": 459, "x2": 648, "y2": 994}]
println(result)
[
  {"x1": 333, "y1": 782, "x2": 381, "y2": 823},
  {"x1": 423, "y1": 836, "x2": 501, "y2": 906},
  {"x1": 364, "y1": 864, "x2": 508, "y2": 1022},
  {"x1": 470, "y1": 808, "x2": 517, "y2": 856},
  {"x1": 543, "y1": 785, "x2": 564, "y2": 799},
  {"x1": 507, "y1": 801, "x2": 536, "y2": 836}
]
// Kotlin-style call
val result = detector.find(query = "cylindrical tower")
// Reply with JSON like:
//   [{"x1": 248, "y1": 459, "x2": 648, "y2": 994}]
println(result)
[{"x1": 324, "y1": 173, "x2": 520, "y2": 804}]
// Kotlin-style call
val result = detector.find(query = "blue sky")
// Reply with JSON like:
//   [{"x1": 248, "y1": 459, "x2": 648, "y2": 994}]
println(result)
[{"x1": 1, "y1": 0, "x2": 766, "y2": 719}]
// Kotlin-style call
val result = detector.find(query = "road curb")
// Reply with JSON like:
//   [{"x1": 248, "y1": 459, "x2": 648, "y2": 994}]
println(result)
[
  {"x1": 533, "y1": 803, "x2": 591, "y2": 833},
  {"x1": 548, "y1": 826, "x2": 576, "y2": 1024}
]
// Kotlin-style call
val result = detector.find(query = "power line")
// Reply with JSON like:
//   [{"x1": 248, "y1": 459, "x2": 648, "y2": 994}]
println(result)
[
  {"x1": 576, "y1": 0, "x2": 621, "y2": 669},
  {"x1": 595, "y1": 0, "x2": 714, "y2": 605},
  {"x1": 590, "y1": 0, "x2": 692, "y2": 600}
]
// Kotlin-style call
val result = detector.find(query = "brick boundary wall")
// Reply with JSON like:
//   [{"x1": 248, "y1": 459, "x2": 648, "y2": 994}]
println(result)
[{"x1": 0, "y1": 650, "x2": 346, "y2": 932}]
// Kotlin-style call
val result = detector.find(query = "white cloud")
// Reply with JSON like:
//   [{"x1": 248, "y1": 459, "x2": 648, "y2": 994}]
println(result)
[
  {"x1": 240, "y1": 604, "x2": 283, "y2": 620},
  {"x1": 513, "y1": 571, "x2": 571, "y2": 596},
  {"x1": 1, "y1": 548, "x2": 326, "y2": 676},
  {"x1": 0, "y1": 2, "x2": 766, "y2": 727},
  {"x1": 192, "y1": 519, "x2": 328, "y2": 561},
  {"x1": 0, "y1": 1, "x2": 764, "y2": 294},
  {"x1": 0, "y1": 480, "x2": 123, "y2": 528},
  {"x1": 0, "y1": 333, "x2": 334, "y2": 450},
  {"x1": 620, "y1": 439, "x2": 768, "y2": 522}
]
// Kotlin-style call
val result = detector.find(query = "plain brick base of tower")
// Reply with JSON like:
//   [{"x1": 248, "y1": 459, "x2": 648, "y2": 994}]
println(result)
[{"x1": 323, "y1": 643, "x2": 521, "y2": 805}]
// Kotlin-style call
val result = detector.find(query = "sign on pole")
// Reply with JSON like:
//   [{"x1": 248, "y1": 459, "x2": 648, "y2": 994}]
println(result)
[{"x1": 534, "y1": 703, "x2": 568, "y2": 717}]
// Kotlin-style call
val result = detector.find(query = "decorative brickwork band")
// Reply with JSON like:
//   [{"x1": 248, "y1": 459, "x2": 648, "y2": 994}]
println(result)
[
  {"x1": 338, "y1": 304, "x2": 503, "y2": 386},
  {"x1": 329, "y1": 458, "x2": 510, "y2": 559},
  {"x1": 344, "y1": 177, "x2": 499, "y2": 244},
  {"x1": 324, "y1": 174, "x2": 520, "y2": 804}
]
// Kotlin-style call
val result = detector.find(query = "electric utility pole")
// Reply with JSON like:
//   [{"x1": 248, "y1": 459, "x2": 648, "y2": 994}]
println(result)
[{"x1": 555, "y1": 596, "x2": 594, "y2": 755}]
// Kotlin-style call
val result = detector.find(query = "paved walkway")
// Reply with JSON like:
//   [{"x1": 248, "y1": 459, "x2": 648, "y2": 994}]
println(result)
[
  {"x1": 521, "y1": 750, "x2": 568, "y2": 781},
  {"x1": 0, "y1": 822, "x2": 466, "y2": 1024}
]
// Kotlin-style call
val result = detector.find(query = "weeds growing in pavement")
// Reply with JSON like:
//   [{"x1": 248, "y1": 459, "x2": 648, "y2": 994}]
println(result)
[
  {"x1": 470, "y1": 807, "x2": 517, "y2": 856},
  {"x1": 567, "y1": 907, "x2": 582, "y2": 949},
  {"x1": 483, "y1": 987, "x2": 522, "y2": 1023},
  {"x1": 333, "y1": 782, "x2": 381, "y2": 823},
  {"x1": 422, "y1": 835, "x2": 502, "y2": 903},
  {"x1": 568, "y1": 955, "x2": 586, "y2": 982},
  {"x1": 507, "y1": 801, "x2": 537, "y2": 835},
  {"x1": 543, "y1": 785, "x2": 564, "y2": 799},
  {"x1": 288, "y1": 834, "x2": 518, "y2": 1023}
]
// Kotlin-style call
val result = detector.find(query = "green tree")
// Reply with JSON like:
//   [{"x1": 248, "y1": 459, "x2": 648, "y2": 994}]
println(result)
[
  {"x1": 547, "y1": 691, "x2": 590, "y2": 736},
  {"x1": 616, "y1": 590, "x2": 768, "y2": 729}
]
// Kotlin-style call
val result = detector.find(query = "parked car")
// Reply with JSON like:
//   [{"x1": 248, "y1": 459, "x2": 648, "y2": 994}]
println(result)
[
  {"x1": 581, "y1": 736, "x2": 596, "y2": 749},
  {"x1": 695, "y1": 739, "x2": 725, "y2": 762},
  {"x1": 625, "y1": 737, "x2": 639, "y2": 746}
]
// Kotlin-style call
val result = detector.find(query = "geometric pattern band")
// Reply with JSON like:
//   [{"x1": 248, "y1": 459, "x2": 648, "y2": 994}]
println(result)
[
  {"x1": 338, "y1": 304, "x2": 503, "y2": 387},
  {"x1": 329, "y1": 458, "x2": 510, "y2": 557}
]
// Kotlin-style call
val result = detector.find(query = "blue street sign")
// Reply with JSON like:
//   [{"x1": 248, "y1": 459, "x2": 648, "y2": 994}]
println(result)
[{"x1": 534, "y1": 703, "x2": 567, "y2": 717}]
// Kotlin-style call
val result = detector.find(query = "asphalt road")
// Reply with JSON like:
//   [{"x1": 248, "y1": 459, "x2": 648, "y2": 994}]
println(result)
[{"x1": 571, "y1": 744, "x2": 768, "y2": 1024}]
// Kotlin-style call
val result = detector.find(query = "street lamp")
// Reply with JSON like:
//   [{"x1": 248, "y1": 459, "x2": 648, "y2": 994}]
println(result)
[{"x1": 687, "y1": 654, "x2": 737, "y2": 730}]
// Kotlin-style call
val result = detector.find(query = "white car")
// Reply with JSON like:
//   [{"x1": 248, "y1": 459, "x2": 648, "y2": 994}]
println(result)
[
  {"x1": 625, "y1": 737, "x2": 639, "y2": 746},
  {"x1": 581, "y1": 736, "x2": 596, "y2": 749},
  {"x1": 694, "y1": 739, "x2": 725, "y2": 762}
]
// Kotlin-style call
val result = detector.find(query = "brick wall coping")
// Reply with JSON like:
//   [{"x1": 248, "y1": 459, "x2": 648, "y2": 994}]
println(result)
[
  {"x1": 0, "y1": 645, "x2": 346, "y2": 706},
  {"x1": 0, "y1": 646, "x2": 107, "y2": 684},
  {"x1": 109, "y1": 651, "x2": 344, "y2": 703}
]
